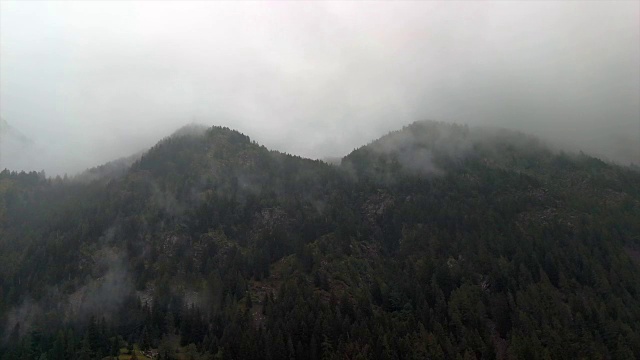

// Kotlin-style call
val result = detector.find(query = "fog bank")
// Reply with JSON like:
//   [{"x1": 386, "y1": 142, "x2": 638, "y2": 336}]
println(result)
[{"x1": 1, "y1": 1, "x2": 638, "y2": 175}]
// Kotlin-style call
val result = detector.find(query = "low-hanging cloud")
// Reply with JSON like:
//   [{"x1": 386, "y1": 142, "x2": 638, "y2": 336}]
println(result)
[
  {"x1": 3, "y1": 246, "x2": 133, "y2": 340},
  {"x1": 1, "y1": 1, "x2": 638, "y2": 175}
]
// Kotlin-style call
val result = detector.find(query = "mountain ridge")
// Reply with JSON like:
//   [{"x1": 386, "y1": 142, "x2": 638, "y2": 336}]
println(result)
[{"x1": 1, "y1": 120, "x2": 639, "y2": 359}]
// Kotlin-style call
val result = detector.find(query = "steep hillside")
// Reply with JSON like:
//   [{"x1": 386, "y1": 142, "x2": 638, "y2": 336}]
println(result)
[{"x1": 1, "y1": 121, "x2": 639, "y2": 359}]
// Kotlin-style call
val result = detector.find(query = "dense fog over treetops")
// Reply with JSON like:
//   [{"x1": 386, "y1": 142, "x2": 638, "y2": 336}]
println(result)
[{"x1": 1, "y1": 1, "x2": 638, "y2": 175}]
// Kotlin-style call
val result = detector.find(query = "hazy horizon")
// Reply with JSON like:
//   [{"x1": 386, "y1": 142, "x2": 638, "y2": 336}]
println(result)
[{"x1": 1, "y1": 1, "x2": 639, "y2": 175}]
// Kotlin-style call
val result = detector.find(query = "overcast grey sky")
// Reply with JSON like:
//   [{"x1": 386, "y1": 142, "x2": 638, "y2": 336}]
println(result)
[{"x1": 1, "y1": 1, "x2": 638, "y2": 175}]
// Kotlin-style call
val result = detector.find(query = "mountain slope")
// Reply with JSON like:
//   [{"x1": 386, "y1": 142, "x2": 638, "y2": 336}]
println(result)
[
  {"x1": 1, "y1": 121, "x2": 639, "y2": 359},
  {"x1": 0, "y1": 119, "x2": 32, "y2": 145},
  {"x1": 0, "y1": 119, "x2": 35, "y2": 172}
]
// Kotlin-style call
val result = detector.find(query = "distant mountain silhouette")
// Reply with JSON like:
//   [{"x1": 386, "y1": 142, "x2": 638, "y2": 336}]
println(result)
[{"x1": 0, "y1": 118, "x2": 33, "y2": 145}]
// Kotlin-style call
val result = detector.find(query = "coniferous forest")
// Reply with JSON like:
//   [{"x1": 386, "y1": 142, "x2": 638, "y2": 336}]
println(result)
[{"x1": 1, "y1": 121, "x2": 640, "y2": 359}]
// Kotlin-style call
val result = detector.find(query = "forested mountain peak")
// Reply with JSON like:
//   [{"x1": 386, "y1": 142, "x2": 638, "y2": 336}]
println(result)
[
  {"x1": 1, "y1": 121, "x2": 640, "y2": 359},
  {"x1": 345, "y1": 121, "x2": 543, "y2": 173},
  {"x1": 135, "y1": 124, "x2": 254, "y2": 171}
]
